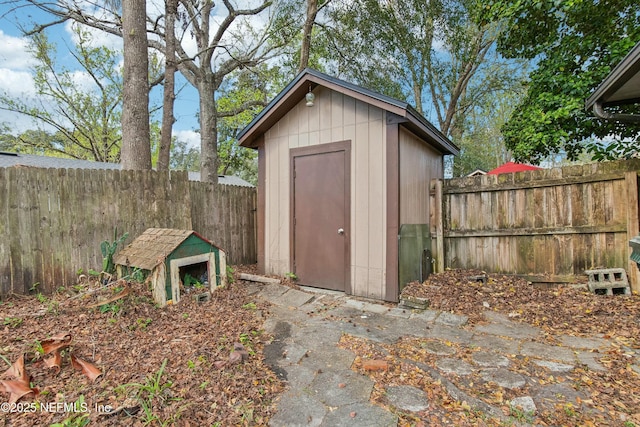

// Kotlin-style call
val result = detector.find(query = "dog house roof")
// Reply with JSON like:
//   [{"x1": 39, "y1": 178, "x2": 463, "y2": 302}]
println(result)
[{"x1": 113, "y1": 228, "x2": 213, "y2": 271}]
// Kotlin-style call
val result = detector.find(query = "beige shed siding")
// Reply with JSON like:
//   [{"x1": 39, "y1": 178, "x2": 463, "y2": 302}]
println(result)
[
  {"x1": 263, "y1": 86, "x2": 388, "y2": 299},
  {"x1": 399, "y1": 128, "x2": 444, "y2": 224}
]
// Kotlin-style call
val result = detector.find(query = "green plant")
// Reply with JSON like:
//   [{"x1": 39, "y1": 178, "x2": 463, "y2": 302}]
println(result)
[
  {"x1": 181, "y1": 313, "x2": 189, "y2": 320},
  {"x1": 226, "y1": 265, "x2": 235, "y2": 284},
  {"x1": 285, "y1": 272, "x2": 298, "y2": 281},
  {"x1": 3, "y1": 317, "x2": 23, "y2": 328},
  {"x1": 99, "y1": 301, "x2": 122, "y2": 316},
  {"x1": 101, "y1": 228, "x2": 129, "y2": 275},
  {"x1": 199, "y1": 381, "x2": 208, "y2": 390},
  {"x1": 509, "y1": 405, "x2": 534, "y2": 424},
  {"x1": 116, "y1": 359, "x2": 174, "y2": 425},
  {"x1": 32, "y1": 339, "x2": 45, "y2": 357},
  {"x1": 50, "y1": 396, "x2": 90, "y2": 427},
  {"x1": 241, "y1": 302, "x2": 257, "y2": 310}
]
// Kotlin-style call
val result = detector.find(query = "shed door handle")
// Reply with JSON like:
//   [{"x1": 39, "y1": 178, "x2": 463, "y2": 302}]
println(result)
[{"x1": 338, "y1": 228, "x2": 344, "y2": 235}]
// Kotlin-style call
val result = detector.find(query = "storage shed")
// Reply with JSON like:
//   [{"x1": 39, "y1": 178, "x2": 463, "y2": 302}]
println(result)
[
  {"x1": 113, "y1": 228, "x2": 226, "y2": 306},
  {"x1": 238, "y1": 69, "x2": 458, "y2": 302}
]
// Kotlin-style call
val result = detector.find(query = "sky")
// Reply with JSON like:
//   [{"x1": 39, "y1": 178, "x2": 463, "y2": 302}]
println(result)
[{"x1": 0, "y1": 1, "x2": 204, "y2": 149}]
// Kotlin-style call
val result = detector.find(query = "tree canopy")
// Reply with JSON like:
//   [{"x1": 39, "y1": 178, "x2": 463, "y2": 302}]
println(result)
[{"x1": 479, "y1": 0, "x2": 640, "y2": 162}]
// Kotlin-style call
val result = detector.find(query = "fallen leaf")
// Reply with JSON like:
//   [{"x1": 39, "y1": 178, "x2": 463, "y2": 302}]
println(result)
[
  {"x1": 349, "y1": 411, "x2": 357, "y2": 418},
  {"x1": 44, "y1": 350, "x2": 63, "y2": 375},
  {"x1": 41, "y1": 332, "x2": 72, "y2": 355},
  {"x1": 70, "y1": 353, "x2": 102, "y2": 381},
  {"x1": 2, "y1": 354, "x2": 28, "y2": 383},
  {"x1": 0, "y1": 379, "x2": 35, "y2": 403}
]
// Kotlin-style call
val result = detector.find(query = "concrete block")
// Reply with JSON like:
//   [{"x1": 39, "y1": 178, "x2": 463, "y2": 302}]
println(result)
[{"x1": 585, "y1": 268, "x2": 630, "y2": 295}]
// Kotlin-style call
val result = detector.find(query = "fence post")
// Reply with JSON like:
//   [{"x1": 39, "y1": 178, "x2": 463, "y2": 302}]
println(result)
[
  {"x1": 430, "y1": 179, "x2": 444, "y2": 273},
  {"x1": 626, "y1": 171, "x2": 639, "y2": 293}
]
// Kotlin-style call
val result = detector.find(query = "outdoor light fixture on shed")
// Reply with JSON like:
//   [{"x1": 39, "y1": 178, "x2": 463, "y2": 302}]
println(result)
[{"x1": 305, "y1": 86, "x2": 315, "y2": 107}]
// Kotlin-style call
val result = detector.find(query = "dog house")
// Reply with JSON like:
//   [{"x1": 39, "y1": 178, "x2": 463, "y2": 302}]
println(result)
[
  {"x1": 113, "y1": 228, "x2": 226, "y2": 306},
  {"x1": 238, "y1": 69, "x2": 458, "y2": 302}
]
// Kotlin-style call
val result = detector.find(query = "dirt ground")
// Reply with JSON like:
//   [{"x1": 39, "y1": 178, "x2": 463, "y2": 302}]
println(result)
[
  {"x1": 0, "y1": 268, "x2": 282, "y2": 426},
  {"x1": 2, "y1": 267, "x2": 640, "y2": 426}
]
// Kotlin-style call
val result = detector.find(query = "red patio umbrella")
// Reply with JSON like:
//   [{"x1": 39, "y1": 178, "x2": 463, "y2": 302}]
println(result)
[{"x1": 486, "y1": 161, "x2": 542, "y2": 175}]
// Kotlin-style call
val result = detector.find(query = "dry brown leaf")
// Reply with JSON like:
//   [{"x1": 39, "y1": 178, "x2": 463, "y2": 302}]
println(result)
[
  {"x1": 70, "y1": 353, "x2": 102, "y2": 381},
  {"x1": 213, "y1": 360, "x2": 227, "y2": 369},
  {"x1": 86, "y1": 285, "x2": 130, "y2": 309},
  {"x1": 44, "y1": 350, "x2": 63, "y2": 375},
  {"x1": 41, "y1": 332, "x2": 72, "y2": 355},
  {"x1": 0, "y1": 379, "x2": 35, "y2": 403},
  {"x1": 2, "y1": 354, "x2": 27, "y2": 382}
]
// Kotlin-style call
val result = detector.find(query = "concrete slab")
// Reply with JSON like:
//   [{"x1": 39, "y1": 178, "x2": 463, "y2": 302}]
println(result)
[
  {"x1": 472, "y1": 351, "x2": 510, "y2": 368},
  {"x1": 436, "y1": 358, "x2": 474, "y2": 375},
  {"x1": 576, "y1": 351, "x2": 606, "y2": 371},
  {"x1": 309, "y1": 369, "x2": 374, "y2": 407},
  {"x1": 319, "y1": 402, "x2": 398, "y2": 427},
  {"x1": 533, "y1": 360, "x2": 574, "y2": 373},
  {"x1": 557, "y1": 334, "x2": 608, "y2": 350},
  {"x1": 426, "y1": 324, "x2": 474, "y2": 343},
  {"x1": 474, "y1": 321, "x2": 540, "y2": 340},
  {"x1": 510, "y1": 396, "x2": 537, "y2": 414},
  {"x1": 435, "y1": 311, "x2": 468, "y2": 327},
  {"x1": 386, "y1": 307, "x2": 412, "y2": 318},
  {"x1": 469, "y1": 334, "x2": 520, "y2": 355},
  {"x1": 268, "y1": 391, "x2": 326, "y2": 427},
  {"x1": 258, "y1": 283, "x2": 290, "y2": 304},
  {"x1": 421, "y1": 340, "x2": 457, "y2": 356},
  {"x1": 520, "y1": 341, "x2": 575, "y2": 363},
  {"x1": 385, "y1": 385, "x2": 429, "y2": 412},
  {"x1": 274, "y1": 288, "x2": 316, "y2": 307},
  {"x1": 481, "y1": 368, "x2": 526, "y2": 389},
  {"x1": 410, "y1": 309, "x2": 439, "y2": 322}
]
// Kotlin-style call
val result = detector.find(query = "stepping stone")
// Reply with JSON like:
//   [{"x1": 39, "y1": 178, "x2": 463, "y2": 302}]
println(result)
[
  {"x1": 436, "y1": 358, "x2": 474, "y2": 375},
  {"x1": 410, "y1": 309, "x2": 439, "y2": 322},
  {"x1": 481, "y1": 368, "x2": 526, "y2": 389},
  {"x1": 558, "y1": 335, "x2": 608, "y2": 350},
  {"x1": 469, "y1": 334, "x2": 519, "y2": 355},
  {"x1": 471, "y1": 352, "x2": 510, "y2": 368},
  {"x1": 386, "y1": 307, "x2": 411, "y2": 318},
  {"x1": 510, "y1": 396, "x2": 537, "y2": 414},
  {"x1": 435, "y1": 312, "x2": 468, "y2": 327},
  {"x1": 309, "y1": 369, "x2": 373, "y2": 407},
  {"x1": 520, "y1": 341, "x2": 575, "y2": 363},
  {"x1": 533, "y1": 360, "x2": 574, "y2": 373},
  {"x1": 385, "y1": 385, "x2": 430, "y2": 412},
  {"x1": 268, "y1": 391, "x2": 326, "y2": 427},
  {"x1": 421, "y1": 340, "x2": 456, "y2": 356},
  {"x1": 576, "y1": 351, "x2": 606, "y2": 372},
  {"x1": 319, "y1": 402, "x2": 398, "y2": 427}
]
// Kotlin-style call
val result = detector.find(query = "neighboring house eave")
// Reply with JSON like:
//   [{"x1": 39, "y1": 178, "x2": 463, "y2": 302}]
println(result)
[{"x1": 586, "y1": 41, "x2": 640, "y2": 123}]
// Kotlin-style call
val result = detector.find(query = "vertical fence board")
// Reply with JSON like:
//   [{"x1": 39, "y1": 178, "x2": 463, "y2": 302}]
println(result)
[
  {"x1": 439, "y1": 159, "x2": 640, "y2": 283},
  {"x1": 0, "y1": 168, "x2": 256, "y2": 295}
]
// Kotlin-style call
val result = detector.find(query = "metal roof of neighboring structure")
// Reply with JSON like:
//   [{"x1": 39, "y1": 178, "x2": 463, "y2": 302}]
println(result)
[
  {"x1": 238, "y1": 68, "x2": 459, "y2": 155},
  {"x1": 486, "y1": 161, "x2": 542, "y2": 175},
  {"x1": 586, "y1": 41, "x2": 640, "y2": 109},
  {"x1": 113, "y1": 228, "x2": 212, "y2": 271},
  {"x1": 0, "y1": 152, "x2": 254, "y2": 187}
]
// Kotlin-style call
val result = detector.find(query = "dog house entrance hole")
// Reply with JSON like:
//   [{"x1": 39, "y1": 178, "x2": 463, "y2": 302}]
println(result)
[{"x1": 179, "y1": 261, "x2": 209, "y2": 291}]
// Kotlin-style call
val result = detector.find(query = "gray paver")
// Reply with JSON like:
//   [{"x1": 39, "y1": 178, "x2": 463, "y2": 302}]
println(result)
[
  {"x1": 258, "y1": 283, "x2": 290, "y2": 303},
  {"x1": 436, "y1": 358, "x2": 474, "y2": 375},
  {"x1": 386, "y1": 307, "x2": 412, "y2": 318},
  {"x1": 510, "y1": 396, "x2": 537, "y2": 414},
  {"x1": 576, "y1": 351, "x2": 606, "y2": 371},
  {"x1": 427, "y1": 323, "x2": 474, "y2": 343},
  {"x1": 435, "y1": 311, "x2": 468, "y2": 327},
  {"x1": 520, "y1": 341, "x2": 575, "y2": 363},
  {"x1": 275, "y1": 288, "x2": 316, "y2": 307},
  {"x1": 421, "y1": 340, "x2": 457, "y2": 356},
  {"x1": 310, "y1": 369, "x2": 373, "y2": 407},
  {"x1": 474, "y1": 321, "x2": 540, "y2": 340},
  {"x1": 469, "y1": 334, "x2": 520, "y2": 355},
  {"x1": 558, "y1": 334, "x2": 608, "y2": 350},
  {"x1": 319, "y1": 402, "x2": 398, "y2": 427},
  {"x1": 481, "y1": 368, "x2": 526, "y2": 389},
  {"x1": 385, "y1": 385, "x2": 429, "y2": 412},
  {"x1": 472, "y1": 351, "x2": 510, "y2": 367},
  {"x1": 533, "y1": 360, "x2": 574, "y2": 372},
  {"x1": 410, "y1": 309, "x2": 439, "y2": 322},
  {"x1": 268, "y1": 391, "x2": 326, "y2": 427}
]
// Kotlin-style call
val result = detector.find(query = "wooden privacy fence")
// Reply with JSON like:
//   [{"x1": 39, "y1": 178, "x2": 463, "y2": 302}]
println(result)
[
  {"x1": 0, "y1": 167, "x2": 257, "y2": 295},
  {"x1": 430, "y1": 159, "x2": 640, "y2": 291}
]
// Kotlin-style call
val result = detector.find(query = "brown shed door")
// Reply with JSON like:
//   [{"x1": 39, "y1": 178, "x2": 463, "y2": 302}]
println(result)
[{"x1": 292, "y1": 143, "x2": 350, "y2": 292}]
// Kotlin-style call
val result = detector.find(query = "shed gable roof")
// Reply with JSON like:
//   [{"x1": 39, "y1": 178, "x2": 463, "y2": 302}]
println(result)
[
  {"x1": 114, "y1": 228, "x2": 212, "y2": 271},
  {"x1": 586, "y1": 41, "x2": 640, "y2": 108},
  {"x1": 238, "y1": 68, "x2": 459, "y2": 155}
]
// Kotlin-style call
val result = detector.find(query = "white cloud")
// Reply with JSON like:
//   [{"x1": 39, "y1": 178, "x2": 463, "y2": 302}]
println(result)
[
  {"x1": 174, "y1": 129, "x2": 201, "y2": 149},
  {"x1": 0, "y1": 30, "x2": 36, "y2": 70}
]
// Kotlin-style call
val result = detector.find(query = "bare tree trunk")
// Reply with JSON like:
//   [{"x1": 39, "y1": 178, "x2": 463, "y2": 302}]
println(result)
[
  {"x1": 157, "y1": 0, "x2": 177, "y2": 170},
  {"x1": 121, "y1": 0, "x2": 151, "y2": 170},
  {"x1": 199, "y1": 75, "x2": 219, "y2": 184},
  {"x1": 298, "y1": 0, "x2": 318, "y2": 73}
]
